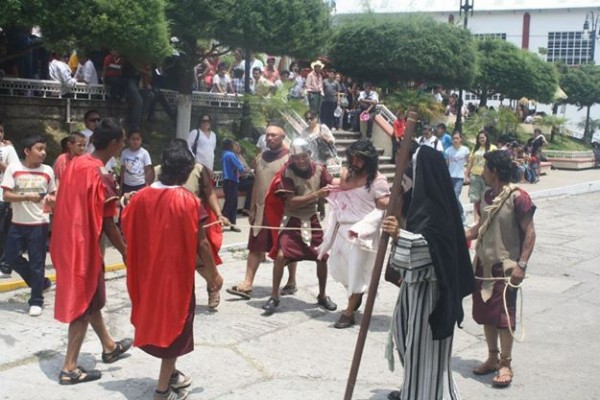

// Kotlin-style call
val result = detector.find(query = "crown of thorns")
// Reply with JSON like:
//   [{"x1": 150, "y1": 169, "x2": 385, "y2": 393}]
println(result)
[{"x1": 347, "y1": 140, "x2": 378, "y2": 159}]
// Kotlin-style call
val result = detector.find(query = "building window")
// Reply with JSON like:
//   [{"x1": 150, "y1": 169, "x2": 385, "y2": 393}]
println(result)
[
  {"x1": 547, "y1": 31, "x2": 593, "y2": 65},
  {"x1": 474, "y1": 33, "x2": 507, "y2": 41},
  {"x1": 465, "y1": 92, "x2": 502, "y2": 102}
]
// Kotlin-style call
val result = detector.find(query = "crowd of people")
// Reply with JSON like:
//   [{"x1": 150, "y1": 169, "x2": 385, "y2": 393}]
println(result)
[{"x1": 0, "y1": 106, "x2": 541, "y2": 399}]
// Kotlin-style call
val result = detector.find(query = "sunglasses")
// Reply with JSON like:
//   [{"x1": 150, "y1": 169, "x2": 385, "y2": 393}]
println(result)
[{"x1": 305, "y1": 117, "x2": 315, "y2": 121}]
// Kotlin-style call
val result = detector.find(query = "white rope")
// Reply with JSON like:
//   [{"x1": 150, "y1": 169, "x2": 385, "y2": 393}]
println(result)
[{"x1": 475, "y1": 276, "x2": 526, "y2": 342}]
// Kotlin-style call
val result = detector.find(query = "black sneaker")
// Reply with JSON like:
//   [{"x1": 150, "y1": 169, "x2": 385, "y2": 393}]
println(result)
[
  {"x1": 0, "y1": 263, "x2": 12, "y2": 276},
  {"x1": 102, "y1": 338, "x2": 133, "y2": 363}
]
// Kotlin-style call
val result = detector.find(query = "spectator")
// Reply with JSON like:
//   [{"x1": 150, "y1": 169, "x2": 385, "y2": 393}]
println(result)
[
  {"x1": 231, "y1": 68, "x2": 245, "y2": 94},
  {"x1": 221, "y1": 139, "x2": 245, "y2": 232},
  {"x1": 320, "y1": 68, "x2": 341, "y2": 130},
  {"x1": 1, "y1": 135, "x2": 56, "y2": 316},
  {"x1": 237, "y1": 52, "x2": 264, "y2": 77},
  {"x1": 391, "y1": 110, "x2": 406, "y2": 164},
  {"x1": 0, "y1": 121, "x2": 20, "y2": 278},
  {"x1": 187, "y1": 114, "x2": 217, "y2": 171},
  {"x1": 445, "y1": 131, "x2": 470, "y2": 223},
  {"x1": 211, "y1": 63, "x2": 233, "y2": 93},
  {"x1": 356, "y1": 82, "x2": 379, "y2": 138},
  {"x1": 81, "y1": 110, "x2": 101, "y2": 153},
  {"x1": 301, "y1": 111, "x2": 336, "y2": 165},
  {"x1": 528, "y1": 128, "x2": 547, "y2": 183},
  {"x1": 252, "y1": 67, "x2": 275, "y2": 97},
  {"x1": 436, "y1": 123, "x2": 453, "y2": 151},
  {"x1": 102, "y1": 49, "x2": 123, "y2": 100},
  {"x1": 54, "y1": 132, "x2": 86, "y2": 188},
  {"x1": 234, "y1": 141, "x2": 254, "y2": 216},
  {"x1": 120, "y1": 60, "x2": 143, "y2": 133},
  {"x1": 306, "y1": 60, "x2": 324, "y2": 114},
  {"x1": 49, "y1": 58, "x2": 77, "y2": 96},
  {"x1": 74, "y1": 50, "x2": 99, "y2": 85},
  {"x1": 288, "y1": 62, "x2": 305, "y2": 100},
  {"x1": 465, "y1": 131, "x2": 497, "y2": 223},
  {"x1": 120, "y1": 131, "x2": 154, "y2": 194},
  {"x1": 263, "y1": 56, "x2": 281, "y2": 86},
  {"x1": 418, "y1": 125, "x2": 444, "y2": 152}
]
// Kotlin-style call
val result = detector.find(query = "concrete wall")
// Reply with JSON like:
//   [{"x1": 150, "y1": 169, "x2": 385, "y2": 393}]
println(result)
[{"x1": 0, "y1": 95, "x2": 245, "y2": 161}]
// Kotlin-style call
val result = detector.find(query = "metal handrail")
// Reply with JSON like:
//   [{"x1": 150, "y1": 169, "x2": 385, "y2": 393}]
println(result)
[{"x1": 0, "y1": 77, "x2": 243, "y2": 107}]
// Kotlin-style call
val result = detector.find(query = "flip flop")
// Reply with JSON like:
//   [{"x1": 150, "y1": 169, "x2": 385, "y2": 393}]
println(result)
[{"x1": 226, "y1": 285, "x2": 252, "y2": 300}]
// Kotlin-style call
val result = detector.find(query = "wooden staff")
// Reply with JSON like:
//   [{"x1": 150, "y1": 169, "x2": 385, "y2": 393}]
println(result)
[{"x1": 343, "y1": 110, "x2": 418, "y2": 400}]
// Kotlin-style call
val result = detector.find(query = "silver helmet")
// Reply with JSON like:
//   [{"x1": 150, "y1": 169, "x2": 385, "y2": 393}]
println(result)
[{"x1": 289, "y1": 137, "x2": 311, "y2": 156}]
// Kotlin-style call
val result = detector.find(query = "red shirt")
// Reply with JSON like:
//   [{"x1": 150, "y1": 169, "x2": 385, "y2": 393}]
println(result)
[
  {"x1": 103, "y1": 54, "x2": 123, "y2": 79},
  {"x1": 394, "y1": 118, "x2": 406, "y2": 140}
]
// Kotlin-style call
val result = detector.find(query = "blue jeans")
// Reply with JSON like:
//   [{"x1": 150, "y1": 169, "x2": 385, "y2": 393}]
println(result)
[
  {"x1": 4, "y1": 224, "x2": 49, "y2": 306},
  {"x1": 451, "y1": 178, "x2": 465, "y2": 223},
  {"x1": 0, "y1": 201, "x2": 12, "y2": 264}
]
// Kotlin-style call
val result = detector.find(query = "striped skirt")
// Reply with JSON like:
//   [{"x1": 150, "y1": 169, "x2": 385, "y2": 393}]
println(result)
[{"x1": 391, "y1": 264, "x2": 461, "y2": 400}]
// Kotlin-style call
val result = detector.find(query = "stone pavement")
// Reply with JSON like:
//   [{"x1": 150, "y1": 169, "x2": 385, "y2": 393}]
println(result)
[{"x1": 0, "y1": 169, "x2": 599, "y2": 400}]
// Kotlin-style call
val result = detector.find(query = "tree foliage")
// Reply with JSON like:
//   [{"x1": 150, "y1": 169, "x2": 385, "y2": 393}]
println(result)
[
  {"x1": 1, "y1": 0, "x2": 171, "y2": 63},
  {"x1": 328, "y1": 14, "x2": 478, "y2": 88},
  {"x1": 560, "y1": 63, "x2": 600, "y2": 143},
  {"x1": 468, "y1": 39, "x2": 558, "y2": 106}
]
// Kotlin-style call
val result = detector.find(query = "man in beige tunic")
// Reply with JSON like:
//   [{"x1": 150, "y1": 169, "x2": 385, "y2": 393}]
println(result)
[
  {"x1": 227, "y1": 121, "x2": 297, "y2": 299},
  {"x1": 465, "y1": 150, "x2": 536, "y2": 388}
]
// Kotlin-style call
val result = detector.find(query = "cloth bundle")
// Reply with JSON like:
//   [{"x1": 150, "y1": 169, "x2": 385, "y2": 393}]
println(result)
[{"x1": 391, "y1": 230, "x2": 432, "y2": 271}]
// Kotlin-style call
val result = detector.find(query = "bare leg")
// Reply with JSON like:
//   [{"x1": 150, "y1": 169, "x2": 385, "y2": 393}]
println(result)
[
  {"x1": 473, "y1": 324, "x2": 500, "y2": 375},
  {"x1": 156, "y1": 357, "x2": 177, "y2": 392},
  {"x1": 285, "y1": 262, "x2": 297, "y2": 287},
  {"x1": 89, "y1": 309, "x2": 116, "y2": 353},
  {"x1": 316, "y1": 261, "x2": 328, "y2": 298},
  {"x1": 344, "y1": 293, "x2": 362, "y2": 316},
  {"x1": 270, "y1": 252, "x2": 287, "y2": 299},
  {"x1": 62, "y1": 317, "x2": 90, "y2": 372},
  {"x1": 493, "y1": 328, "x2": 515, "y2": 385},
  {"x1": 240, "y1": 250, "x2": 263, "y2": 290}
]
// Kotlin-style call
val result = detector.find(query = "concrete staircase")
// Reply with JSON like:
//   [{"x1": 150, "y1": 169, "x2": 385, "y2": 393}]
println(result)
[{"x1": 332, "y1": 129, "x2": 396, "y2": 182}]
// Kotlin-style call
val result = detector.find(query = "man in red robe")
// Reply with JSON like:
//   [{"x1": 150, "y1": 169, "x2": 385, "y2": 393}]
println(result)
[
  {"x1": 51, "y1": 118, "x2": 131, "y2": 385},
  {"x1": 122, "y1": 139, "x2": 222, "y2": 400}
]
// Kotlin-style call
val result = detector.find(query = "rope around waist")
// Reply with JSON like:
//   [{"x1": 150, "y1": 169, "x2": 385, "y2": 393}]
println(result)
[{"x1": 475, "y1": 275, "x2": 525, "y2": 342}]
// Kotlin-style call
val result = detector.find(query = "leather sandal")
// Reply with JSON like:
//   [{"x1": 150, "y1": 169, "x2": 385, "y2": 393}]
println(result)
[
  {"x1": 58, "y1": 366, "x2": 102, "y2": 385},
  {"x1": 334, "y1": 313, "x2": 355, "y2": 329},
  {"x1": 207, "y1": 289, "x2": 220, "y2": 310},
  {"x1": 492, "y1": 357, "x2": 513, "y2": 388},
  {"x1": 102, "y1": 338, "x2": 133, "y2": 363},
  {"x1": 280, "y1": 284, "x2": 298, "y2": 296},
  {"x1": 473, "y1": 349, "x2": 499, "y2": 375}
]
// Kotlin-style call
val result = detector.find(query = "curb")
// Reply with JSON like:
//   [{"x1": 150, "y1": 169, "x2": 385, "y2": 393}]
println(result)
[
  {"x1": 0, "y1": 263, "x2": 125, "y2": 293},
  {"x1": 2, "y1": 180, "x2": 599, "y2": 294}
]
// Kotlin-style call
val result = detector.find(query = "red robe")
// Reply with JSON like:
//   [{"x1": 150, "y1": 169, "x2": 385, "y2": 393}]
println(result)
[
  {"x1": 51, "y1": 154, "x2": 119, "y2": 323},
  {"x1": 121, "y1": 186, "x2": 200, "y2": 348}
]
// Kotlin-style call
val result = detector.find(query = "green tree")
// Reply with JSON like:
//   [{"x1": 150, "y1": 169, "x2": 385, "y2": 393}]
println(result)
[
  {"x1": 468, "y1": 39, "x2": 558, "y2": 107},
  {"x1": 166, "y1": 0, "x2": 332, "y2": 138},
  {"x1": 328, "y1": 14, "x2": 478, "y2": 88},
  {"x1": 560, "y1": 64, "x2": 600, "y2": 144},
  {"x1": 0, "y1": 0, "x2": 171, "y2": 64}
]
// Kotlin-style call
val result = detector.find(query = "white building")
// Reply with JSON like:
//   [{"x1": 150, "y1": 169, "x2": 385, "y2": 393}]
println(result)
[{"x1": 335, "y1": 0, "x2": 600, "y2": 138}]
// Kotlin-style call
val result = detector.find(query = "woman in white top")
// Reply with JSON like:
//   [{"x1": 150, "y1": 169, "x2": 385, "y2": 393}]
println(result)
[
  {"x1": 300, "y1": 111, "x2": 336, "y2": 165},
  {"x1": 187, "y1": 114, "x2": 217, "y2": 171}
]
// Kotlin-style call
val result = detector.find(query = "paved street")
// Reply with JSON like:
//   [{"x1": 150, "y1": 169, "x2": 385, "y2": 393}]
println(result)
[{"x1": 1, "y1": 189, "x2": 600, "y2": 399}]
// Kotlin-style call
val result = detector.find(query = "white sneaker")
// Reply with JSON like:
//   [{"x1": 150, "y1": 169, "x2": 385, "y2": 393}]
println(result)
[{"x1": 29, "y1": 305, "x2": 43, "y2": 317}]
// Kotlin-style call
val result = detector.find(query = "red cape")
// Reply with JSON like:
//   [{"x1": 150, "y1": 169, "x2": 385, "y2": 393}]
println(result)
[
  {"x1": 203, "y1": 202, "x2": 222, "y2": 265},
  {"x1": 51, "y1": 154, "x2": 117, "y2": 323},
  {"x1": 122, "y1": 186, "x2": 200, "y2": 348},
  {"x1": 265, "y1": 169, "x2": 286, "y2": 260}
]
